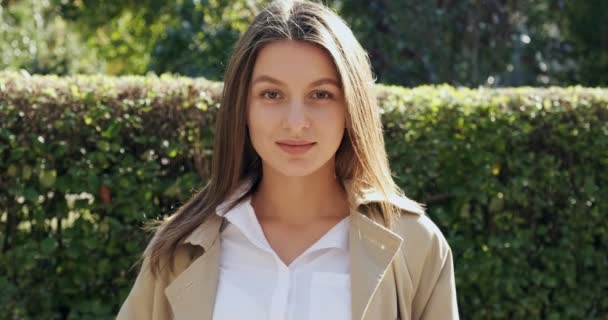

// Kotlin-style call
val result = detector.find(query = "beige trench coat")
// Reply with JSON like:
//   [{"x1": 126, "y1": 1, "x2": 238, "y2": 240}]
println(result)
[{"x1": 117, "y1": 183, "x2": 459, "y2": 320}]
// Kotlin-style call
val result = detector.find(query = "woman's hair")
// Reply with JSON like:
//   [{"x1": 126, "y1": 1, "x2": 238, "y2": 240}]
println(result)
[{"x1": 143, "y1": 0, "x2": 424, "y2": 277}]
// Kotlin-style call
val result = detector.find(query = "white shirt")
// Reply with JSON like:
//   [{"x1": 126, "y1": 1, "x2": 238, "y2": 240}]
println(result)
[{"x1": 211, "y1": 194, "x2": 351, "y2": 320}]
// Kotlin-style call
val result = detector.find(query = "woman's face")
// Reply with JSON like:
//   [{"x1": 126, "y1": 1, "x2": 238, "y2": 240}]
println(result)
[{"x1": 247, "y1": 40, "x2": 346, "y2": 177}]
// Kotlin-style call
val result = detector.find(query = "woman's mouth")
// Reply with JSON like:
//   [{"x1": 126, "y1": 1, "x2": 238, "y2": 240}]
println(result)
[{"x1": 276, "y1": 142, "x2": 316, "y2": 155}]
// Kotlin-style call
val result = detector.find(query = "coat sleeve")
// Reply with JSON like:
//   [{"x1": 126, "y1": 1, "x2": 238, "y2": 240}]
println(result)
[
  {"x1": 116, "y1": 254, "x2": 173, "y2": 320},
  {"x1": 412, "y1": 231, "x2": 460, "y2": 320}
]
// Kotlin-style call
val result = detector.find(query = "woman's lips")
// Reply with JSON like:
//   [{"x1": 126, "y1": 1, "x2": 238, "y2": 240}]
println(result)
[{"x1": 276, "y1": 142, "x2": 316, "y2": 155}]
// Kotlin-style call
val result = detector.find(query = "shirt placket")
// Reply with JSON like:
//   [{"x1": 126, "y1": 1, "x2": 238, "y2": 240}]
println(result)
[{"x1": 269, "y1": 259, "x2": 291, "y2": 320}]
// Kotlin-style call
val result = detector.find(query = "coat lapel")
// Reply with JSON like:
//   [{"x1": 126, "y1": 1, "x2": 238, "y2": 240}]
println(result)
[
  {"x1": 349, "y1": 208, "x2": 403, "y2": 320},
  {"x1": 164, "y1": 214, "x2": 224, "y2": 320}
]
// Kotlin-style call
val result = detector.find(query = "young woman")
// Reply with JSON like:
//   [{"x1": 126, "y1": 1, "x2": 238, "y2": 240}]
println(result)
[{"x1": 117, "y1": 0, "x2": 459, "y2": 319}]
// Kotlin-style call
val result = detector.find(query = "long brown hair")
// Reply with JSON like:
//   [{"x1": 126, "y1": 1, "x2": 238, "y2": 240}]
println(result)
[{"x1": 143, "y1": 0, "x2": 425, "y2": 277}]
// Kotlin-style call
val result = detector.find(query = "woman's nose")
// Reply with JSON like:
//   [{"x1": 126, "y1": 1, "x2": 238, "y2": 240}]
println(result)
[{"x1": 284, "y1": 100, "x2": 311, "y2": 129}]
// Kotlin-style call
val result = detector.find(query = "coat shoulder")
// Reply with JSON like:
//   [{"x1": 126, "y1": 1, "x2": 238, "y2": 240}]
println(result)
[
  {"x1": 392, "y1": 206, "x2": 453, "y2": 288},
  {"x1": 117, "y1": 240, "x2": 202, "y2": 319},
  {"x1": 147, "y1": 241, "x2": 203, "y2": 290},
  {"x1": 391, "y1": 204, "x2": 460, "y2": 319},
  {"x1": 394, "y1": 210, "x2": 449, "y2": 249}
]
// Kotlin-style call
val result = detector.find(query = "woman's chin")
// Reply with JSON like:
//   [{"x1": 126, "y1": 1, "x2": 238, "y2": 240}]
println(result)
[{"x1": 262, "y1": 159, "x2": 325, "y2": 178}]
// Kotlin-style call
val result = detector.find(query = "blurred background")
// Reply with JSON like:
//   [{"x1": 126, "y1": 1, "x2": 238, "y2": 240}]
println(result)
[{"x1": 1, "y1": 0, "x2": 607, "y2": 87}]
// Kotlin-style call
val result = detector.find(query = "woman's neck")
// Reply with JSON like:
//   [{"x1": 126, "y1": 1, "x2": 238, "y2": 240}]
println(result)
[{"x1": 250, "y1": 168, "x2": 350, "y2": 227}]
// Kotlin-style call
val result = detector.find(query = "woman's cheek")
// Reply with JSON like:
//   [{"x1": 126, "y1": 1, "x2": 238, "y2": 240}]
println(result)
[{"x1": 248, "y1": 104, "x2": 276, "y2": 146}]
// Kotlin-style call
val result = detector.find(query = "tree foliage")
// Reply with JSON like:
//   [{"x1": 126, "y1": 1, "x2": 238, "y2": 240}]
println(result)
[
  {"x1": 333, "y1": 0, "x2": 608, "y2": 87},
  {"x1": 1, "y1": 0, "x2": 607, "y2": 84}
]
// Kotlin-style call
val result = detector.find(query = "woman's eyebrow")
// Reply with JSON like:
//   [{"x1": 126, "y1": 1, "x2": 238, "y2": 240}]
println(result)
[
  {"x1": 309, "y1": 78, "x2": 342, "y2": 88},
  {"x1": 251, "y1": 75, "x2": 341, "y2": 88},
  {"x1": 251, "y1": 75, "x2": 284, "y2": 86}
]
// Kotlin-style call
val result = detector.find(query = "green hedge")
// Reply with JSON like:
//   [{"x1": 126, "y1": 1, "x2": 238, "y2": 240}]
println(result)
[{"x1": 1, "y1": 71, "x2": 606, "y2": 319}]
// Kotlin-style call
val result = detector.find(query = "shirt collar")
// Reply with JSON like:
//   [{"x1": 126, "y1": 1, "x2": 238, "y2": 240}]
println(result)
[
  {"x1": 182, "y1": 175, "x2": 424, "y2": 249},
  {"x1": 220, "y1": 194, "x2": 351, "y2": 253}
]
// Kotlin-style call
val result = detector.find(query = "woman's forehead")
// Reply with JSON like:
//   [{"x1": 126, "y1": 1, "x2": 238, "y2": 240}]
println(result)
[{"x1": 251, "y1": 40, "x2": 340, "y2": 86}]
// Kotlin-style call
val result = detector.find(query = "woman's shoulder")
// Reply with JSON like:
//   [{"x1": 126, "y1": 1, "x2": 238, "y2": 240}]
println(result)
[
  {"x1": 130, "y1": 221, "x2": 207, "y2": 288},
  {"x1": 360, "y1": 190, "x2": 447, "y2": 250},
  {"x1": 394, "y1": 211, "x2": 451, "y2": 254},
  {"x1": 117, "y1": 239, "x2": 202, "y2": 319},
  {"x1": 380, "y1": 193, "x2": 445, "y2": 245},
  {"x1": 388, "y1": 198, "x2": 454, "y2": 289}
]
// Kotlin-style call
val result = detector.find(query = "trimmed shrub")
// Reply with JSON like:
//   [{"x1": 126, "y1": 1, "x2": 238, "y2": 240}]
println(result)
[{"x1": 1, "y1": 72, "x2": 606, "y2": 319}]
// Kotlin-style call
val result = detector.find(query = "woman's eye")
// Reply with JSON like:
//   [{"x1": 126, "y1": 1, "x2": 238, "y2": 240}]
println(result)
[
  {"x1": 312, "y1": 90, "x2": 333, "y2": 100},
  {"x1": 261, "y1": 90, "x2": 281, "y2": 100}
]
